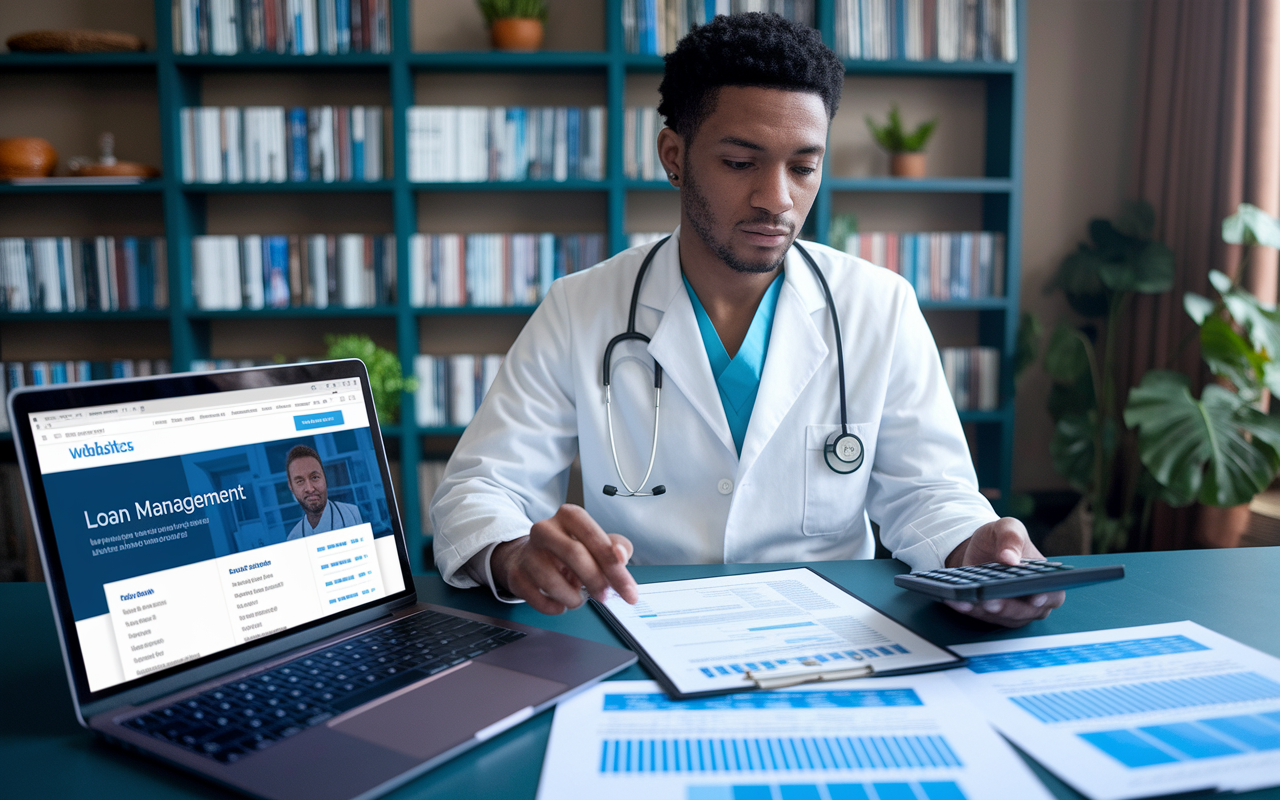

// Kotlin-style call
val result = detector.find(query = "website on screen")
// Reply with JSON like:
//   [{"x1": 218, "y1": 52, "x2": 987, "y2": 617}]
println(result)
[{"x1": 30, "y1": 379, "x2": 406, "y2": 693}]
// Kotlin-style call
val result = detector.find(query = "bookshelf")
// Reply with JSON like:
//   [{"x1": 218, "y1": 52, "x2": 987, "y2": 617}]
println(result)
[{"x1": 0, "y1": 0, "x2": 1025, "y2": 574}]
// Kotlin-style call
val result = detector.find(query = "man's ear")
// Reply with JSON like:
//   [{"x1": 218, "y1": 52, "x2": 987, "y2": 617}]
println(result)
[{"x1": 656, "y1": 127, "x2": 684, "y2": 186}]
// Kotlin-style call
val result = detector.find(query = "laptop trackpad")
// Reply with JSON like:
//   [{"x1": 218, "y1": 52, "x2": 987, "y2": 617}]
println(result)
[{"x1": 330, "y1": 661, "x2": 568, "y2": 760}]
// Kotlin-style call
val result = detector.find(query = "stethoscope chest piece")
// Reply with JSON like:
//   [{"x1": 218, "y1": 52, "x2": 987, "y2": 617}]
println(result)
[{"x1": 824, "y1": 430, "x2": 864, "y2": 474}]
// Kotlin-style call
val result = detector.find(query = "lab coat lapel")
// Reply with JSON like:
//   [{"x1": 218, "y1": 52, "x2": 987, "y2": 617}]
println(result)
[
  {"x1": 737, "y1": 245, "x2": 830, "y2": 479},
  {"x1": 640, "y1": 228, "x2": 738, "y2": 457}
]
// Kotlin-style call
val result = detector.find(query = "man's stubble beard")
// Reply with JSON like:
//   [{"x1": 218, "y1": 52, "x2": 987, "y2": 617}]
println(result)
[{"x1": 682, "y1": 157, "x2": 792, "y2": 275}]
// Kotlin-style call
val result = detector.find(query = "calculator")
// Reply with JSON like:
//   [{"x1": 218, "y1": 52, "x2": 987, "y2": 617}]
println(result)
[{"x1": 893, "y1": 560, "x2": 1125, "y2": 601}]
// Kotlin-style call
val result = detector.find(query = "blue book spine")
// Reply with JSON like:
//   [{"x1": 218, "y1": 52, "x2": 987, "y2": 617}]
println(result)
[
  {"x1": 645, "y1": 0, "x2": 658, "y2": 54},
  {"x1": 268, "y1": 236, "x2": 289, "y2": 307},
  {"x1": 51, "y1": 361, "x2": 67, "y2": 384},
  {"x1": 899, "y1": 233, "x2": 915, "y2": 288},
  {"x1": 289, "y1": 107, "x2": 308, "y2": 182},
  {"x1": 513, "y1": 107, "x2": 527, "y2": 180},
  {"x1": 566, "y1": 108, "x2": 580, "y2": 180},
  {"x1": 949, "y1": 234, "x2": 965, "y2": 299},
  {"x1": 317, "y1": 0, "x2": 330, "y2": 54},
  {"x1": 915, "y1": 234, "x2": 931, "y2": 300},
  {"x1": 336, "y1": 0, "x2": 350, "y2": 52}
]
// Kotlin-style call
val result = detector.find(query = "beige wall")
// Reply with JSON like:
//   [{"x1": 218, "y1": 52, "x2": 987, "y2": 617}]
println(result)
[{"x1": 1014, "y1": 0, "x2": 1143, "y2": 491}]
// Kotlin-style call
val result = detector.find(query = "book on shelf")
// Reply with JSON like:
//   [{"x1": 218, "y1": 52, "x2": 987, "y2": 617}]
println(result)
[
  {"x1": 940, "y1": 346, "x2": 999, "y2": 411},
  {"x1": 623, "y1": 107, "x2": 664, "y2": 181},
  {"x1": 180, "y1": 106, "x2": 384, "y2": 184},
  {"x1": 413, "y1": 354, "x2": 505, "y2": 428},
  {"x1": 174, "y1": 0, "x2": 391, "y2": 55},
  {"x1": 0, "y1": 237, "x2": 168, "y2": 313},
  {"x1": 190, "y1": 358, "x2": 284, "y2": 371},
  {"x1": 192, "y1": 233, "x2": 395, "y2": 310},
  {"x1": 839, "y1": 230, "x2": 1005, "y2": 301},
  {"x1": 406, "y1": 106, "x2": 606, "y2": 183},
  {"x1": 834, "y1": 0, "x2": 1017, "y2": 62},
  {"x1": 409, "y1": 233, "x2": 605, "y2": 308},
  {"x1": 624, "y1": 1, "x2": 816, "y2": 55},
  {"x1": 418, "y1": 460, "x2": 448, "y2": 535},
  {"x1": 0, "y1": 359, "x2": 171, "y2": 430}
]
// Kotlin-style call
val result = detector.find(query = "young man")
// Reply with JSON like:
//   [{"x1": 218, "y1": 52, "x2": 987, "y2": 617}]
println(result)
[
  {"x1": 431, "y1": 13, "x2": 1062, "y2": 627},
  {"x1": 284, "y1": 444, "x2": 363, "y2": 540}
]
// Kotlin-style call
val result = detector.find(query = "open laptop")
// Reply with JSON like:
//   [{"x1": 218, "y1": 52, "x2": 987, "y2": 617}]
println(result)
[{"x1": 8, "y1": 359, "x2": 636, "y2": 800}]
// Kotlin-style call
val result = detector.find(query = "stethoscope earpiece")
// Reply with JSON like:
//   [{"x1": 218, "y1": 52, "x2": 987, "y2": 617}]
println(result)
[{"x1": 824, "y1": 430, "x2": 864, "y2": 475}]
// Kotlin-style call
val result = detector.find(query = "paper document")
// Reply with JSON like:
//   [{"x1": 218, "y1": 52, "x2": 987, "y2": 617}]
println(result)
[
  {"x1": 949, "y1": 621, "x2": 1280, "y2": 799},
  {"x1": 598, "y1": 568, "x2": 961, "y2": 697},
  {"x1": 536, "y1": 676, "x2": 1053, "y2": 800}
]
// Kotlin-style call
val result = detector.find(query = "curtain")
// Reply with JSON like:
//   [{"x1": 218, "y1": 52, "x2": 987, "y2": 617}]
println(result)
[{"x1": 1123, "y1": 0, "x2": 1280, "y2": 550}]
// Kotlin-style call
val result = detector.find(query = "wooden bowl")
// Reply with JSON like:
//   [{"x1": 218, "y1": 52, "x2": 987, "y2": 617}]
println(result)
[
  {"x1": 70, "y1": 161, "x2": 160, "y2": 178},
  {"x1": 0, "y1": 138, "x2": 57, "y2": 178},
  {"x1": 490, "y1": 18, "x2": 544, "y2": 51},
  {"x1": 6, "y1": 29, "x2": 146, "y2": 53}
]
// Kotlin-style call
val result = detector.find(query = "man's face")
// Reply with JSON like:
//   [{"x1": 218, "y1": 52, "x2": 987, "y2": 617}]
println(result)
[
  {"x1": 288, "y1": 456, "x2": 327, "y2": 515},
  {"x1": 680, "y1": 86, "x2": 828, "y2": 273}
]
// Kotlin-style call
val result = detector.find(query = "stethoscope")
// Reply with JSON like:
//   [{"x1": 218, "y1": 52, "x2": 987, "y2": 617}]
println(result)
[{"x1": 601, "y1": 236, "x2": 864, "y2": 498}]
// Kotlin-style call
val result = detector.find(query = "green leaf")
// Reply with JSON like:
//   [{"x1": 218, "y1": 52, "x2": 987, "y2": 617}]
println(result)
[
  {"x1": 1050, "y1": 413, "x2": 1097, "y2": 492},
  {"x1": 1199, "y1": 315, "x2": 1264, "y2": 396},
  {"x1": 1088, "y1": 219, "x2": 1130, "y2": 258},
  {"x1": 1049, "y1": 249, "x2": 1110, "y2": 317},
  {"x1": 1183, "y1": 292, "x2": 1216, "y2": 325},
  {"x1": 1124, "y1": 371, "x2": 1280, "y2": 507},
  {"x1": 1044, "y1": 323, "x2": 1093, "y2": 384},
  {"x1": 1014, "y1": 312, "x2": 1041, "y2": 381},
  {"x1": 1208, "y1": 269, "x2": 1233, "y2": 295},
  {"x1": 1131, "y1": 242, "x2": 1175, "y2": 292},
  {"x1": 1114, "y1": 200, "x2": 1156, "y2": 240},
  {"x1": 1047, "y1": 379, "x2": 1095, "y2": 420},
  {"x1": 1223, "y1": 203, "x2": 1280, "y2": 249},
  {"x1": 1093, "y1": 513, "x2": 1130, "y2": 554},
  {"x1": 1219, "y1": 287, "x2": 1280, "y2": 359},
  {"x1": 324, "y1": 334, "x2": 419, "y2": 424}
]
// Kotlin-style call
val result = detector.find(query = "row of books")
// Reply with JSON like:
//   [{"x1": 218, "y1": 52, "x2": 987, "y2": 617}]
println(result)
[
  {"x1": 0, "y1": 360, "x2": 171, "y2": 430},
  {"x1": 180, "y1": 106, "x2": 385, "y2": 184},
  {"x1": 839, "y1": 231, "x2": 1005, "y2": 301},
  {"x1": 940, "y1": 346, "x2": 999, "y2": 411},
  {"x1": 408, "y1": 233, "x2": 606, "y2": 308},
  {"x1": 406, "y1": 107, "x2": 606, "y2": 183},
  {"x1": 413, "y1": 354, "x2": 505, "y2": 428},
  {"x1": 192, "y1": 234, "x2": 396, "y2": 310},
  {"x1": 835, "y1": 0, "x2": 1017, "y2": 61},
  {"x1": 624, "y1": 107, "x2": 665, "y2": 182},
  {"x1": 0, "y1": 237, "x2": 168, "y2": 313},
  {"x1": 623, "y1": 1, "x2": 815, "y2": 55},
  {"x1": 174, "y1": 0, "x2": 391, "y2": 55}
]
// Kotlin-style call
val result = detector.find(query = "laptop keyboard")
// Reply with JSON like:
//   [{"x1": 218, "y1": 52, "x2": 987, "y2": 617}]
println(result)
[{"x1": 121, "y1": 610, "x2": 524, "y2": 763}]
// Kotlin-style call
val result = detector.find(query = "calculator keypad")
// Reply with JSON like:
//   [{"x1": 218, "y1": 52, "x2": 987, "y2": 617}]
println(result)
[{"x1": 912, "y1": 560, "x2": 1071, "y2": 586}]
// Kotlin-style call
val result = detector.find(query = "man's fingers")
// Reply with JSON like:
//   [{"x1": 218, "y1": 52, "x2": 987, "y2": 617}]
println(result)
[
  {"x1": 506, "y1": 570, "x2": 567, "y2": 615},
  {"x1": 945, "y1": 589, "x2": 1064, "y2": 628},
  {"x1": 557, "y1": 506, "x2": 639, "y2": 603},
  {"x1": 990, "y1": 522, "x2": 1028, "y2": 565},
  {"x1": 521, "y1": 551, "x2": 589, "y2": 610}
]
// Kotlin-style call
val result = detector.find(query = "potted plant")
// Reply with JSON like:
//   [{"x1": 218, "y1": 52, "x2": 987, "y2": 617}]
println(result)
[
  {"x1": 478, "y1": 0, "x2": 547, "y2": 52},
  {"x1": 1124, "y1": 203, "x2": 1280, "y2": 547},
  {"x1": 324, "y1": 334, "x2": 418, "y2": 425},
  {"x1": 865, "y1": 104, "x2": 938, "y2": 178},
  {"x1": 1037, "y1": 200, "x2": 1175, "y2": 554}
]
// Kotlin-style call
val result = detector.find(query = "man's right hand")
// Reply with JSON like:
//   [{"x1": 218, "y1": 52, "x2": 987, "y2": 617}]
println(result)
[{"x1": 490, "y1": 504, "x2": 639, "y2": 615}]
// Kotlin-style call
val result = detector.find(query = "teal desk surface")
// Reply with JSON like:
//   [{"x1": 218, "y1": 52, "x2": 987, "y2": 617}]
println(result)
[{"x1": 4, "y1": 548, "x2": 1280, "y2": 799}]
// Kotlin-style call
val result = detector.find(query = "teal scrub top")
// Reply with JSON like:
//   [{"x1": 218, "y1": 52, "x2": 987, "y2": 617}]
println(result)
[{"x1": 682, "y1": 272, "x2": 785, "y2": 455}]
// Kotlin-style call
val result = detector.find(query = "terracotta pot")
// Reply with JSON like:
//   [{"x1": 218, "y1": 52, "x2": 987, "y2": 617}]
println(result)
[
  {"x1": 1196, "y1": 503, "x2": 1252, "y2": 548},
  {"x1": 0, "y1": 137, "x2": 57, "y2": 178},
  {"x1": 890, "y1": 151, "x2": 927, "y2": 178},
  {"x1": 491, "y1": 18, "x2": 544, "y2": 51}
]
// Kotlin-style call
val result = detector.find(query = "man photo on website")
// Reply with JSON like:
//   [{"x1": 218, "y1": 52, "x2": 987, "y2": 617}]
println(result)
[{"x1": 284, "y1": 444, "x2": 363, "y2": 540}]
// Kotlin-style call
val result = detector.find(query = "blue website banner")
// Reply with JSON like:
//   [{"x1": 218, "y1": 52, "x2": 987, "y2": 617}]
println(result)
[{"x1": 45, "y1": 427, "x2": 392, "y2": 621}]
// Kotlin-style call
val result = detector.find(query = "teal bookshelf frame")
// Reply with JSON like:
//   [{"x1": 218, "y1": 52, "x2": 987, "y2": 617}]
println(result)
[{"x1": 0, "y1": 0, "x2": 1025, "y2": 571}]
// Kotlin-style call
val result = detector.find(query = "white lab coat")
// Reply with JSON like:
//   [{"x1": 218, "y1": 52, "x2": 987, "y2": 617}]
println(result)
[{"x1": 431, "y1": 227, "x2": 997, "y2": 589}]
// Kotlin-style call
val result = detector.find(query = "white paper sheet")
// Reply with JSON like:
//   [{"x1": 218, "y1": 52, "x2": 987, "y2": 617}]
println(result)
[
  {"x1": 599, "y1": 568, "x2": 961, "y2": 696},
  {"x1": 535, "y1": 676, "x2": 1053, "y2": 800},
  {"x1": 949, "y1": 621, "x2": 1280, "y2": 799}
]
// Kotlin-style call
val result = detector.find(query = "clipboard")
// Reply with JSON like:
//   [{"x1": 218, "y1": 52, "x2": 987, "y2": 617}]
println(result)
[{"x1": 591, "y1": 567, "x2": 967, "y2": 700}]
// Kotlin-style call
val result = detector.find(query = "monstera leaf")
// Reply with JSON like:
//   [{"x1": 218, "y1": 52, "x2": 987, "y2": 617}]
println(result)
[
  {"x1": 1124, "y1": 370, "x2": 1280, "y2": 507},
  {"x1": 1199, "y1": 315, "x2": 1267, "y2": 399},
  {"x1": 1223, "y1": 203, "x2": 1280, "y2": 249},
  {"x1": 1050, "y1": 412, "x2": 1116, "y2": 493}
]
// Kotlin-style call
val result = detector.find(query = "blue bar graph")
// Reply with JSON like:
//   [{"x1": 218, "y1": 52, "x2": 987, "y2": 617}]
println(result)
[
  {"x1": 604, "y1": 690, "x2": 923, "y2": 712},
  {"x1": 1080, "y1": 711, "x2": 1280, "y2": 768},
  {"x1": 1010, "y1": 672, "x2": 1280, "y2": 722},
  {"x1": 598, "y1": 735, "x2": 961, "y2": 773},
  {"x1": 686, "y1": 782, "x2": 968, "y2": 800},
  {"x1": 965, "y1": 636, "x2": 1207, "y2": 673},
  {"x1": 694, "y1": 647, "x2": 908, "y2": 679}
]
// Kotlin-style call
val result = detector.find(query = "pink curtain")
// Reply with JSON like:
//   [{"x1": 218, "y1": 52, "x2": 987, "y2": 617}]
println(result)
[{"x1": 1124, "y1": 0, "x2": 1280, "y2": 550}]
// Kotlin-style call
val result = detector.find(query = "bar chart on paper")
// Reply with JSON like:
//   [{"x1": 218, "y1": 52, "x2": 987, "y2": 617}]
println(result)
[
  {"x1": 536, "y1": 678, "x2": 1054, "y2": 800},
  {"x1": 950, "y1": 622, "x2": 1280, "y2": 800}
]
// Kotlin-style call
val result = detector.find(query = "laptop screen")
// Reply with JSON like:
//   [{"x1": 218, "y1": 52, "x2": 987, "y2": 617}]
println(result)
[{"x1": 25, "y1": 376, "x2": 407, "y2": 694}]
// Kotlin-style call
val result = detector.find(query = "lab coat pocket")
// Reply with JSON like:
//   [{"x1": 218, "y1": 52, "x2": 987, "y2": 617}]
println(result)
[{"x1": 802, "y1": 422, "x2": 875, "y2": 536}]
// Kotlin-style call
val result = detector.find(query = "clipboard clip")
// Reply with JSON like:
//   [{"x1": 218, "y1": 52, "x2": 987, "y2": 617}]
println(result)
[{"x1": 743, "y1": 656, "x2": 876, "y2": 690}]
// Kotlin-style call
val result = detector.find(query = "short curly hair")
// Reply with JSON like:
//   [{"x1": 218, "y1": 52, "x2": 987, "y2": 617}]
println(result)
[{"x1": 658, "y1": 13, "x2": 844, "y2": 142}]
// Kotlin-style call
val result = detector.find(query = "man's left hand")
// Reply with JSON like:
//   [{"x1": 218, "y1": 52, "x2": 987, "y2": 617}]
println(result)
[{"x1": 943, "y1": 517, "x2": 1064, "y2": 628}]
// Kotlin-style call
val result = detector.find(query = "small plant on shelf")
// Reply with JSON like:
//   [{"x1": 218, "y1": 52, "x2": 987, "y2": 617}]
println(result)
[
  {"x1": 478, "y1": 0, "x2": 548, "y2": 52},
  {"x1": 865, "y1": 104, "x2": 938, "y2": 179},
  {"x1": 324, "y1": 334, "x2": 418, "y2": 426}
]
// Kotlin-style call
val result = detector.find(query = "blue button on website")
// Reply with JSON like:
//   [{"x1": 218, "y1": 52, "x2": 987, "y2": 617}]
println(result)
[{"x1": 294, "y1": 411, "x2": 344, "y2": 431}]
